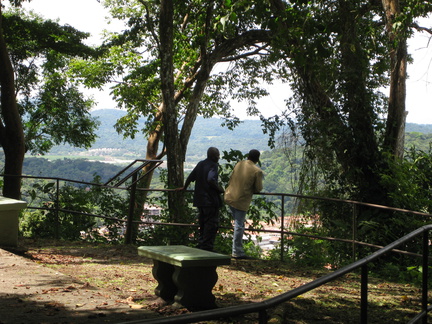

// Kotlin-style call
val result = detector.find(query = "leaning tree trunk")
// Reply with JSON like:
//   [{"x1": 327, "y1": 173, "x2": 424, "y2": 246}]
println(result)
[
  {"x1": 0, "y1": 7, "x2": 25, "y2": 199},
  {"x1": 128, "y1": 113, "x2": 165, "y2": 242}
]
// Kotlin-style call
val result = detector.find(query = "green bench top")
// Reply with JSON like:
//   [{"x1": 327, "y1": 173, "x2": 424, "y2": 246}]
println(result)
[{"x1": 138, "y1": 245, "x2": 231, "y2": 267}]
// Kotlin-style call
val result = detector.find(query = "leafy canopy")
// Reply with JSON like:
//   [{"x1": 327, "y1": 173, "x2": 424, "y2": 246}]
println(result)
[{"x1": 2, "y1": 9, "x2": 100, "y2": 154}]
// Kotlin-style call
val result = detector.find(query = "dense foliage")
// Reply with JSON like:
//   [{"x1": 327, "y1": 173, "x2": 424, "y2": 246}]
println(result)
[
  {"x1": 0, "y1": 5, "x2": 100, "y2": 198},
  {"x1": 2, "y1": 11, "x2": 99, "y2": 154},
  {"x1": 20, "y1": 176, "x2": 129, "y2": 241},
  {"x1": 22, "y1": 158, "x2": 125, "y2": 184}
]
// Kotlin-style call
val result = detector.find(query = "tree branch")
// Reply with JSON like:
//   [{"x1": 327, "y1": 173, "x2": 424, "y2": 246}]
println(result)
[
  {"x1": 220, "y1": 44, "x2": 270, "y2": 62},
  {"x1": 137, "y1": 0, "x2": 160, "y2": 48},
  {"x1": 412, "y1": 23, "x2": 432, "y2": 36}
]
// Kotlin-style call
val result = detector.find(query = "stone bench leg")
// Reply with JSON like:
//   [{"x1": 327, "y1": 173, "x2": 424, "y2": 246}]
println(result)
[
  {"x1": 172, "y1": 265, "x2": 218, "y2": 310},
  {"x1": 152, "y1": 260, "x2": 177, "y2": 302}
]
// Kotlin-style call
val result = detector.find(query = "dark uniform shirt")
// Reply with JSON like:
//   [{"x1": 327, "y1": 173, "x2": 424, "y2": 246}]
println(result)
[{"x1": 185, "y1": 158, "x2": 223, "y2": 207}]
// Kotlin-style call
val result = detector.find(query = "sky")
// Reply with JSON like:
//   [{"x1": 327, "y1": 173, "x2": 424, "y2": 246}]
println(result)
[{"x1": 13, "y1": 0, "x2": 432, "y2": 124}]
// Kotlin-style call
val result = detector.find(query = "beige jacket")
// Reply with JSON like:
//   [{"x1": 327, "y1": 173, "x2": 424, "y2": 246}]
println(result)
[{"x1": 224, "y1": 160, "x2": 263, "y2": 211}]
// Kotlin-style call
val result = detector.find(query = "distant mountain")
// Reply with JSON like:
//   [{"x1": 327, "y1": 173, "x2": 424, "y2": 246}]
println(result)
[
  {"x1": 405, "y1": 123, "x2": 432, "y2": 133},
  {"x1": 19, "y1": 110, "x2": 432, "y2": 182},
  {"x1": 48, "y1": 109, "x2": 277, "y2": 162},
  {"x1": 47, "y1": 109, "x2": 432, "y2": 162}
]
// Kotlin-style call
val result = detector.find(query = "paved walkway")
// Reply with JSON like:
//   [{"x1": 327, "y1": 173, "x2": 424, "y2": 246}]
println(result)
[{"x1": 0, "y1": 248, "x2": 159, "y2": 324}]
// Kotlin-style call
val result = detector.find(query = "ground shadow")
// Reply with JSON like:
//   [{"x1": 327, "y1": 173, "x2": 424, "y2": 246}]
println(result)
[{"x1": 0, "y1": 292, "x2": 161, "y2": 324}]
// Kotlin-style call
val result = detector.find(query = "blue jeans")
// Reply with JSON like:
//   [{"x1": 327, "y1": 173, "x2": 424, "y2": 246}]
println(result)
[{"x1": 230, "y1": 206, "x2": 247, "y2": 257}]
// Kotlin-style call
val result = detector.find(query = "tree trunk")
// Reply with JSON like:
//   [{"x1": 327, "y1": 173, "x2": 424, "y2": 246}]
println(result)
[
  {"x1": 130, "y1": 112, "x2": 164, "y2": 241},
  {"x1": 130, "y1": 3, "x2": 273, "y2": 234},
  {"x1": 382, "y1": 0, "x2": 408, "y2": 159},
  {"x1": 160, "y1": 0, "x2": 187, "y2": 227},
  {"x1": 0, "y1": 6, "x2": 25, "y2": 199}
]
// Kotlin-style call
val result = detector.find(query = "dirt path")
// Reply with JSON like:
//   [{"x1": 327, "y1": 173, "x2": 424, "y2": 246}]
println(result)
[
  {"x1": 0, "y1": 248, "x2": 159, "y2": 324},
  {"x1": 2, "y1": 239, "x2": 426, "y2": 323}
]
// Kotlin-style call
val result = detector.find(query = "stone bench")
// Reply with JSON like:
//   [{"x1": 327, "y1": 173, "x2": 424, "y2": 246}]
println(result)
[
  {"x1": 0, "y1": 197, "x2": 27, "y2": 247},
  {"x1": 138, "y1": 245, "x2": 231, "y2": 310}
]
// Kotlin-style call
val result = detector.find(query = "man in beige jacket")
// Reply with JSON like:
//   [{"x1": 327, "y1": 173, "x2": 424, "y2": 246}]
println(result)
[{"x1": 224, "y1": 149, "x2": 263, "y2": 259}]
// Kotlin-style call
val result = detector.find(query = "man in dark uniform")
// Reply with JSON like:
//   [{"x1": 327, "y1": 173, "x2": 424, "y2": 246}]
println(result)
[{"x1": 182, "y1": 147, "x2": 224, "y2": 251}]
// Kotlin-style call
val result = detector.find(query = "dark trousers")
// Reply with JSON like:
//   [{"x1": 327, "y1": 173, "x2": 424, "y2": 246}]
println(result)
[{"x1": 197, "y1": 207, "x2": 220, "y2": 252}]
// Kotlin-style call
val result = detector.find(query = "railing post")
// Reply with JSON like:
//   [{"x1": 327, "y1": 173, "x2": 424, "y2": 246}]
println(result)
[
  {"x1": 258, "y1": 309, "x2": 268, "y2": 324},
  {"x1": 421, "y1": 230, "x2": 429, "y2": 324},
  {"x1": 125, "y1": 173, "x2": 138, "y2": 244},
  {"x1": 352, "y1": 204, "x2": 358, "y2": 263},
  {"x1": 361, "y1": 264, "x2": 368, "y2": 323},
  {"x1": 55, "y1": 178, "x2": 60, "y2": 239},
  {"x1": 280, "y1": 195, "x2": 285, "y2": 262}
]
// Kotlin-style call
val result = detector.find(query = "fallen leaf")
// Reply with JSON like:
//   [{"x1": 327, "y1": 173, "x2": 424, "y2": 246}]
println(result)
[
  {"x1": 81, "y1": 282, "x2": 92, "y2": 288},
  {"x1": 42, "y1": 287, "x2": 60, "y2": 294}
]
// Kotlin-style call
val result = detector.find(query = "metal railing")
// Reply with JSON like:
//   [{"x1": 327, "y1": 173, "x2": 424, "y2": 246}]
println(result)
[
  {"x1": 117, "y1": 225, "x2": 432, "y2": 324},
  {"x1": 3, "y1": 171, "x2": 432, "y2": 323},
  {"x1": 103, "y1": 159, "x2": 163, "y2": 243},
  {"x1": 9, "y1": 167, "x2": 432, "y2": 260}
]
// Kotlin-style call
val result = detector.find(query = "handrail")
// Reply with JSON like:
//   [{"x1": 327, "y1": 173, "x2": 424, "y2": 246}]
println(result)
[
  {"x1": 104, "y1": 159, "x2": 163, "y2": 188},
  {"x1": 3, "y1": 172, "x2": 431, "y2": 322},
  {"x1": 117, "y1": 225, "x2": 432, "y2": 324},
  {"x1": 7, "y1": 172, "x2": 432, "y2": 258}
]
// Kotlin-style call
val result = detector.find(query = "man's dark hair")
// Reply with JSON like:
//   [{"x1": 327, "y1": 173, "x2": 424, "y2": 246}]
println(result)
[
  {"x1": 248, "y1": 149, "x2": 260, "y2": 163},
  {"x1": 207, "y1": 147, "x2": 220, "y2": 162}
]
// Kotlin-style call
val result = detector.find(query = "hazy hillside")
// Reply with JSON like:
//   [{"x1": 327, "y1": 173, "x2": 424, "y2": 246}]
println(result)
[
  {"x1": 48, "y1": 109, "x2": 277, "y2": 162},
  {"x1": 44, "y1": 109, "x2": 432, "y2": 164},
  {"x1": 405, "y1": 124, "x2": 432, "y2": 133},
  {"x1": 18, "y1": 109, "x2": 432, "y2": 183}
]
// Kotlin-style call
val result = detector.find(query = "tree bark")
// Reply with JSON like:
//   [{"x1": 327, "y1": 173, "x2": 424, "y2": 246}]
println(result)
[
  {"x1": 130, "y1": 109, "x2": 164, "y2": 241},
  {"x1": 382, "y1": 0, "x2": 408, "y2": 159},
  {"x1": 0, "y1": 5, "x2": 25, "y2": 199},
  {"x1": 159, "y1": 0, "x2": 186, "y2": 225}
]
